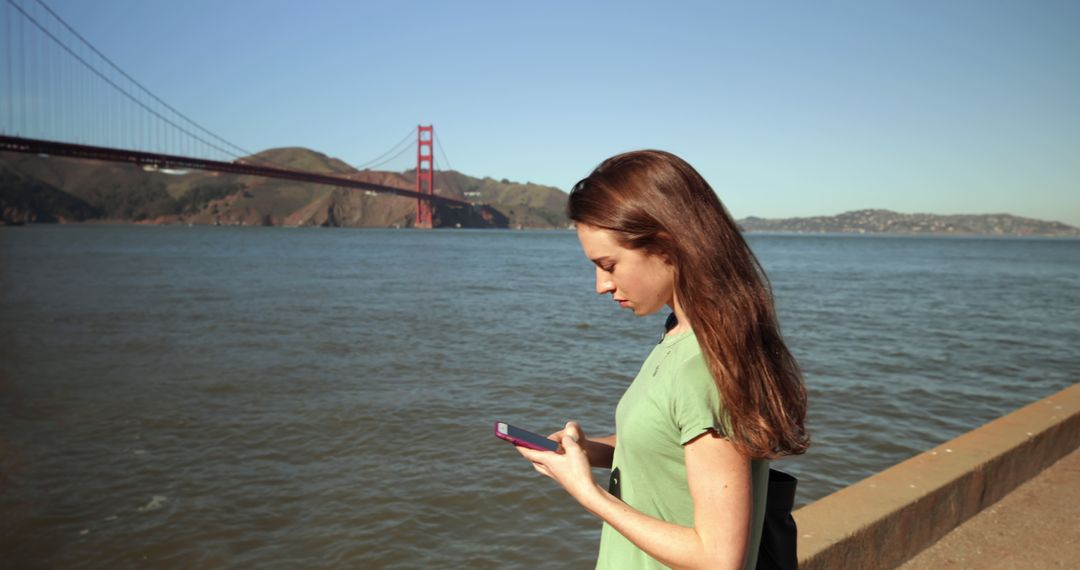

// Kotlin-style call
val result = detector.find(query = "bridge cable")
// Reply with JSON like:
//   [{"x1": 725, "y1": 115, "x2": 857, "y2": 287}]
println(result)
[
  {"x1": 6, "y1": 0, "x2": 252, "y2": 161},
  {"x1": 29, "y1": 0, "x2": 381, "y2": 173},
  {"x1": 5, "y1": 1, "x2": 12, "y2": 134},
  {"x1": 27, "y1": 0, "x2": 255, "y2": 159},
  {"x1": 353, "y1": 126, "x2": 415, "y2": 170},
  {"x1": 362, "y1": 138, "x2": 416, "y2": 172},
  {"x1": 435, "y1": 131, "x2": 453, "y2": 173}
]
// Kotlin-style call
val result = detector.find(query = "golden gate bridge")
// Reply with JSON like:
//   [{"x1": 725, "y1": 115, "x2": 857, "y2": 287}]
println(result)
[{"x1": 0, "y1": 0, "x2": 489, "y2": 228}]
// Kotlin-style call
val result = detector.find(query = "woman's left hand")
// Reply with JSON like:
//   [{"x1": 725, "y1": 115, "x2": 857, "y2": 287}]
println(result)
[{"x1": 516, "y1": 422, "x2": 601, "y2": 505}]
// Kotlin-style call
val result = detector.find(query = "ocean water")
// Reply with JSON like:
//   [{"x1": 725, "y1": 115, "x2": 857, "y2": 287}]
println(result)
[{"x1": 1, "y1": 225, "x2": 1077, "y2": 568}]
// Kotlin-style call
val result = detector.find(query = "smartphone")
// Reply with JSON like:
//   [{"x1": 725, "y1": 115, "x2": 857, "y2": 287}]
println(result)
[{"x1": 494, "y1": 421, "x2": 560, "y2": 452}]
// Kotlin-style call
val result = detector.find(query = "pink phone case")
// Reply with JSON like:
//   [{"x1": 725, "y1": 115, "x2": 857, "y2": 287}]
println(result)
[{"x1": 494, "y1": 421, "x2": 559, "y2": 452}]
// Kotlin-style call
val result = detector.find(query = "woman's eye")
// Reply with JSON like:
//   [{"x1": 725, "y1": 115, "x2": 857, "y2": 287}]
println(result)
[{"x1": 602, "y1": 265, "x2": 615, "y2": 273}]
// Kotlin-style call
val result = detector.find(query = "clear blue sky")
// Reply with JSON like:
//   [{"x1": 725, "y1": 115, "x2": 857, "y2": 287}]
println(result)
[{"x1": 29, "y1": 1, "x2": 1080, "y2": 225}]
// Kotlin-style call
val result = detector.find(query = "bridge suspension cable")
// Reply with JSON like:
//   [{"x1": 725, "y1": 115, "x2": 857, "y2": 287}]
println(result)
[
  {"x1": 353, "y1": 127, "x2": 416, "y2": 170},
  {"x1": 3, "y1": 0, "x2": 247, "y2": 161},
  {"x1": 26, "y1": 0, "x2": 254, "y2": 159},
  {"x1": 435, "y1": 131, "x2": 453, "y2": 173}
]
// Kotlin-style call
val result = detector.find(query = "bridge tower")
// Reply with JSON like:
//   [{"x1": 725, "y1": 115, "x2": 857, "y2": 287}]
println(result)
[{"x1": 415, "y1": 125, "x2": 435, "y2": 228}]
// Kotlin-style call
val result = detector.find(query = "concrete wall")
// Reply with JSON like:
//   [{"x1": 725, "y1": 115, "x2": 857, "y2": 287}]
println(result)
[{"x1": 793, "y1": 382, "x2": 1080, "y2": 569}]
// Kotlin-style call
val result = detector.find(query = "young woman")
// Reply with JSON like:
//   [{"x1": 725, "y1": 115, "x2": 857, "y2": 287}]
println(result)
[{"x1": 516, "y1": 150, "x2": 809, "y2": 570}]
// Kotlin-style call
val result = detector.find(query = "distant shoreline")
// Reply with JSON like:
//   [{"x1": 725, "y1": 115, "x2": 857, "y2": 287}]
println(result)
[
  {"x1": 740, "y1": 230, "x2": 1080, "y2": 239},
  {"x1": 5, "y1": 151, "x2": 1077, "y2": 235},
  {"x1": 736, "y1": 209, "x2": 1080, "y2": 238}
]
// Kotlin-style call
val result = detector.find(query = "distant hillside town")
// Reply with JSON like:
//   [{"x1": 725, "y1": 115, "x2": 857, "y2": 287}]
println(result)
[{"x1": 738, "y1": 209, "x2": 1080, "y2": 237}]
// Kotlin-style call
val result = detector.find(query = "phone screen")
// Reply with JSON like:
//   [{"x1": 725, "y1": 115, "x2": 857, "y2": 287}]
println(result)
[{"x1": 495, "y1": 422, "x2": 560, "y2": 452}]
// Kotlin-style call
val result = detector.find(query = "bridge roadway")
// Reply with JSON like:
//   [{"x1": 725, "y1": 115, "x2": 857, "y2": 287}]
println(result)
[{"x1": 0, "y1": 135, "x2": 471, "y2": 207}]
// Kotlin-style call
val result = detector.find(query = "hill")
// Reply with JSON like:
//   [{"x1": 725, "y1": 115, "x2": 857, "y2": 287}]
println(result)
[
  {"x1": 0, "y1": 147, "x2": 569, "y2": 229},
  {"x1": 738, "y1": 209, "x2": 1080, "y2": 237}
]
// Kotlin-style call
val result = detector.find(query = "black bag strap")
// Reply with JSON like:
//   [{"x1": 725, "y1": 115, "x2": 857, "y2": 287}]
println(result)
[{"x1": 756, "y1": 468, "x2": 799, "y2": 570}]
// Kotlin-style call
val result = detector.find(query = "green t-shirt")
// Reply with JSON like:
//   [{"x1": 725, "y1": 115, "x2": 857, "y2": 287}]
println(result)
[{"x1": 595, "y1": 330, "x2": 770, "y2": 570}]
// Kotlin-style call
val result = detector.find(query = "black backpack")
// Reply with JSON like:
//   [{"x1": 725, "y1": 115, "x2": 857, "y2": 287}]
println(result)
[{"x1": 757, "y1": 469, "x2": 799, "y2": 570}]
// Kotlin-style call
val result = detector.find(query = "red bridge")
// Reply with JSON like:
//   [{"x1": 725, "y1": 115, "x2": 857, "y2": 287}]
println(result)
[{"x1": 0, "y1": 0, "x2": 493, "y2": 228}]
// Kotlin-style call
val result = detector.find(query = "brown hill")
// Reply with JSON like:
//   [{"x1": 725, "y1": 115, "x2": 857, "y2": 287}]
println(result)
[{"x1": 0, "y1": 147, "x2": 569, "y2": 228}]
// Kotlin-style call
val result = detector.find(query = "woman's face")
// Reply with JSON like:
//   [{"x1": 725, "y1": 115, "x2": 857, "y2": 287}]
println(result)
[{"x1": 576, "y1": 224, "x2": 675, "y2": 316}]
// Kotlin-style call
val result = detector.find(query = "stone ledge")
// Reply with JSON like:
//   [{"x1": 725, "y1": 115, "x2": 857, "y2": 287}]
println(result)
[{"x1": 793, "y1": 382, "x2": 1080, "y2": 570}]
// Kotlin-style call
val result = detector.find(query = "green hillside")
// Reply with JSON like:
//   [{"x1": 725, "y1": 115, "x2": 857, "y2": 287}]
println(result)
[{"x1": 431, "y1": 171, "x2": 569, "y2": 229}]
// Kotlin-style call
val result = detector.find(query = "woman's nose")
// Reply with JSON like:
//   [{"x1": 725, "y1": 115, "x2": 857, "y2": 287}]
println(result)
[{"x1": 595, "y1": 267, "x2": 614, "y2": 295}]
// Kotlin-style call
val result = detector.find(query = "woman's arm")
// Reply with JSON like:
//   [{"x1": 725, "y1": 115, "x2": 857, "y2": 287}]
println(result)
[
  {"x1": 585, "y1": 434, "x2": 616, "y2": 469},
  {"x1": 519, "y1": 429, "x2": 751, "y2": 570}
]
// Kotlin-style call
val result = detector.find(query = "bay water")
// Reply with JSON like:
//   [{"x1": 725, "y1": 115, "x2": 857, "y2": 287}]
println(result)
[{"x1": 1, "y1": 225, "x2": 1077, "y2": 568}]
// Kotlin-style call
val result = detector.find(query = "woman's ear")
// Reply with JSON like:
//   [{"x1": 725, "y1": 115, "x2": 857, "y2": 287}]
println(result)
[{"x1": 652, "y1": 230, "x2": 675, "y2": 265}]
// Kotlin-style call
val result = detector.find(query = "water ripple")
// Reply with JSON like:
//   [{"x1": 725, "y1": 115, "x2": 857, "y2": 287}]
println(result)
[{"x1": 1, "y1": 227, "x2": 1077, "y2": 568}]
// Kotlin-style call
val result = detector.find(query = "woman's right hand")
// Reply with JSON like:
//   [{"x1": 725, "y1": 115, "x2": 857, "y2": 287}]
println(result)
[{"x1": 548, "y1": 421, "x2": 587, "y2": 448}]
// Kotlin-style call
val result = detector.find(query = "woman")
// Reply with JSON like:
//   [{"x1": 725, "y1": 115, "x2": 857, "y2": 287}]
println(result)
[{"x1": 516, "y1": 150, "x2": 809, "y2": 570}]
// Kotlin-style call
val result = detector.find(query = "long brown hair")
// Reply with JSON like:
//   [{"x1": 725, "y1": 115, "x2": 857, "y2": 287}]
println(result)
[{"x1": 568, "y1": 150, "x2": 808, "y2": 459}]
